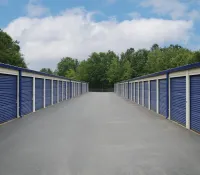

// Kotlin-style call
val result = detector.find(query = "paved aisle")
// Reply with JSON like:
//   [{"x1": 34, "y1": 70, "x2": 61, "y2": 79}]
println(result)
[{"x1": 0, "y1": 92, "x2": 200, "y2": 175}]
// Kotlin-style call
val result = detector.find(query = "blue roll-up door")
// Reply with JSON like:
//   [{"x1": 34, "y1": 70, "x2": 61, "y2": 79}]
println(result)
[
  {"x1": 144, "y1": 81, "x2": 148, "y2": 108},
  {"x1": 139, "y1": 82, "x2": 143, "y2": 105},
  {"x1": 35, "y1": 78, "x2": 44, "y2": 111},
  {"x1": 159, "y1": 79, "x2": 167, "y2": 117},
  {"x1": 150, "y1": 80, "x2": 157, "y2": 112},
  {"x1": 53, "y1": 80, "x2": 57, "y2": 104},
  {"x1": 63, "y1": 81, "x2": 66, "y2": 100},
  {"x1": 21, "y1": 76, "x2": 33, "y2": 116},
  {"x1": 190, "y1": 75, "x2": 200, "y2": 133},
  {"x1": 59, "y1": 81, "x2": 62, "y2": 102},
  {"x1": 0, "y1": 74, "x2": 17, "y2": 124},
  {"x1": 135, "y1": 82, "x2": 138, "y2": 103},
  {"x1": 170, "y1": 77, "x2": 186, "y2": 126},
  {"x1": 132, "y1": 83, "x2": 134, "y2": 101},
  {"x1": 45, "y1": 79, "x2": 51, "y2": 107}
]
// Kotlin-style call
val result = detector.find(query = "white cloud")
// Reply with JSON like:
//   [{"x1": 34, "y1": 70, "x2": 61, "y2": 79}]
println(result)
[
  {"x1": 141, "y1": 0, "x2": 187, "y2": 19},
  {"x1": 26, "y1": 0, "x2": 49, "y2": 17},
  {"x1": 4, "y1": 8, "x2": 193, "y2": 70}
]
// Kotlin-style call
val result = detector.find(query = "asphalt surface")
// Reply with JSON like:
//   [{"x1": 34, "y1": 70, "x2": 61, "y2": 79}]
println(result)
[{"x1": 0, "y1": 92, "x2": 200, "y2": 175}]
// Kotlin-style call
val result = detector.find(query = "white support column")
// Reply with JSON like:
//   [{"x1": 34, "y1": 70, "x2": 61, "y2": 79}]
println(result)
[
  {"x1": 57, "y1": 80, "x2": 59, "y2": 103},
  {"x1": 142, "y1": 81, "x2": 144, "y2": 106},
  {"x1": 17, "y1": 73, "x2": 20, "y2": 118},
  {"x1": 62, "y1": 81, "x2": 64, "y2": 101},
  {"x1": 44, "y1": 78, "x2": 46, "y2": 108},
  {"x1": 168, "y1": 78, "x2": 171, "y2": 120},
  {"x1": 33, "y1": 76, "x2": 35, "y2": 112},
  {"x1": 156, "y1": 79, "x2": 159, "y2": 114},
  {"x1": 186, "y1": 71, "x2": 190, "y2": 129},
  {"x1": 148, "y1": 80, "x2": 150, "y2": 110},
  {"x1": 51, "y1": 79, "x2": 53, "y2": 105}
]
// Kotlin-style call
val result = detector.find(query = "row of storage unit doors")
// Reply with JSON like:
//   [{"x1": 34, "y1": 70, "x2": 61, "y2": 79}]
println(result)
[
  {"x1": 115, "y1": 75, "x2": 200, "y2": 134},
  {"x1": 0, "y1": 74, "x2": 88, "y2": 124}
]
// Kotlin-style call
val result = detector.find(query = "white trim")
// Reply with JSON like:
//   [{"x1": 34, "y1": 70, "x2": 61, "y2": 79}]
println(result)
[
  {"x1": 0, "y1": 67, "x2": 18, "y2": 75},
  {"x1": 51, "y1": 80, "x2": 53, "y2": 105},
  {"x1": 133, "y1": 82, "x2": 135, "y2": 102},
  {"x1": 148, "y1": 80, "x2": 150, "y2": 110},
  {"x1": 66, "y1": 81, "x2": 67, "y2": 100},
  {"x1": 156, "y1": 79, "x2": 159, "y2": 114},
  {"x1": 186, "y1": 71, "x2": 190, "y2": 129},
  {"x1": 33, "y1": 76, "x2": 35, "y2": 112},
  {"x1": 130, "y1": 82, "x2": 132, "y2": 101},
  {"x1": 44, "y1": 78, "x2": 46, "y2": 108},
  {"x1": 169, "y1": 71, "x2": 186, "y2": 78},
  {"x1": 129, "y1": 75, "x2": 166, "y2": 83},
  {"x1": 188, "y1": 67, "x2": 200, "y2": 76},
  {"x1": 17, "y1": 73, "x2": 20, "y2": 118}
]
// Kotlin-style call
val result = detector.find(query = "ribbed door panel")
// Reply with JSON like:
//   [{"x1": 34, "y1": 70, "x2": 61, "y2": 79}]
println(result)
[
  {"x1": 132, "y1": 83, "x2": 134, "y2": 101},
  {"x1": 144, "y1": 81, "x2": 148, "y2": 108},
  {"x1": 150, "y1": 80, "x2": 157, "y2": 112},
  {"x1": 21, "y1": 76, "x2": 33, "y2": 116},
  {"x1": 0, "y1": 74, "x2": 17, "y2": 123},
  {"x1": 139, "y1": 82, "x2": 143, "y2": 105},
  {"x1": 135, "y1": 82, "x2": 138, "y2": 103},
  {"x1": 190, "y1": 75, "x2": 200, "y2": 133},
  {"x1": 35, "y1": 78, "x2": 44, "y2": 111},
  {"x1": 45, "y1": 79, "x2": 51, "y2": 107},
  {"x1": 159, "y1": 79, "x2": 167, "y2": 117},
  {"x1": 59, "y1": 81, "x2": 62, "y2": 102},
  {"x1": 53, "y1": 80, "x2": 57, "y2": 104},
  {"x1": 170, "y1": 77, "x2": 186, "y2": 126},
  {"x1": 63, "y1": 82, "x2": 66, "y2": 100}
]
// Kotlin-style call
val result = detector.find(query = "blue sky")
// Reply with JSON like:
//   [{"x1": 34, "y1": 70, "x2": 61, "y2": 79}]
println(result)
[{"x1": 1, "y1": 0, "x2": 200, "y2": 70}]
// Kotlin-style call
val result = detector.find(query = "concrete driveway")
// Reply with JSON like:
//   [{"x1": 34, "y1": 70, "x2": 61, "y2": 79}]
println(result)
[{"x1": 0, "y1": 92, "x2": 200, "y2": 175}]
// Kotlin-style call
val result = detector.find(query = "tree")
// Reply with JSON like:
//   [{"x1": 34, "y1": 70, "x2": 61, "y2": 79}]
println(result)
[
  {"x1": 57, "y1": 57, "x2": 79, "y2": 76},
  {"x1": 65, "y1": 69, "x2": 77, "y2": 79},
  {"x1": 40, "y1": 68, "x2": 53, "y2": 74},
  {"x1": 0, "y1": 29, "x2": 27, "y2": 68},
  {"x1": 107, "y1": 57, "x2": 120, "y2": 84}
]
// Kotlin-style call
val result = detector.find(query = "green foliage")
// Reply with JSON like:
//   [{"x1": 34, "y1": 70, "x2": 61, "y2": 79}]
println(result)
[
  {"x1": 57, "y1": 57, "x2": 79, "y2": 76},
  {"x1": 0, "y1": 29, "x2": 27, "y2": 68},
  {"x1": 40, "y1": 68, "x2": 54, "y2": 74},
  {"x1": 65, "y1": 69, "x2": 77, "y2": 79}
]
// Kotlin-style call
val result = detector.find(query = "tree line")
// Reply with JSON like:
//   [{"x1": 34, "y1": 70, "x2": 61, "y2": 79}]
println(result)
[{"x1": 1, "y1": 29, "x2": 200, "y2": 89}]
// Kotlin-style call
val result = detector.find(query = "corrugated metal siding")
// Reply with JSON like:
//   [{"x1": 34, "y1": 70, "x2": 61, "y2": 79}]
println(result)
[
  {"x1": 144, "y1": 81, "x2": 148, "y2": 108},
  {"x1": 150, "y1": 80, "x2": 157, "y2": 112},
  {"x1": 63, "y1": 81, "x2": 66, "y2": 100},
  {"x1": 45, "y1": 79, "x2": 51, "y2": 107},
  {"x1": 59, "y1": 81, "x2": 62, "y2": 102},
  {"x1": 35, "y1": 78, "x2": 44, "y2": 111},
  {"x1": 139, "y1": 82, "x2": 143, "y2": 105},
  {"x1": 53, "y1": 80, "x2": 57, "y2": 104},
  {"x1": 0, "y1": 74, "x2": 17, "y2": 123},
  {"x1": 159, "y1": 79, "x2": 167, "y2": 117},
  {"x1": 132, "y1": 83, "x2": 134, "y2": 101},
  {"x1": 190, "y1": 75, "x2": 200, "y2": 133},
  {"x1": 135, "y1": 82, "x2": 138, "y2": 104},
  {"x1": 21, "y1": 76, "x2": 33, "y2": 116},
  {"x1": 170, "y1": 77, "x2": 186, "y2": 126}
]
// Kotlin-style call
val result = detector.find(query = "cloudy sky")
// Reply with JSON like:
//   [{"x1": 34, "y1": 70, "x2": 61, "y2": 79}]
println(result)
[{"x1": 1, "y1": 0, "x2": 200, "y2": 70}]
